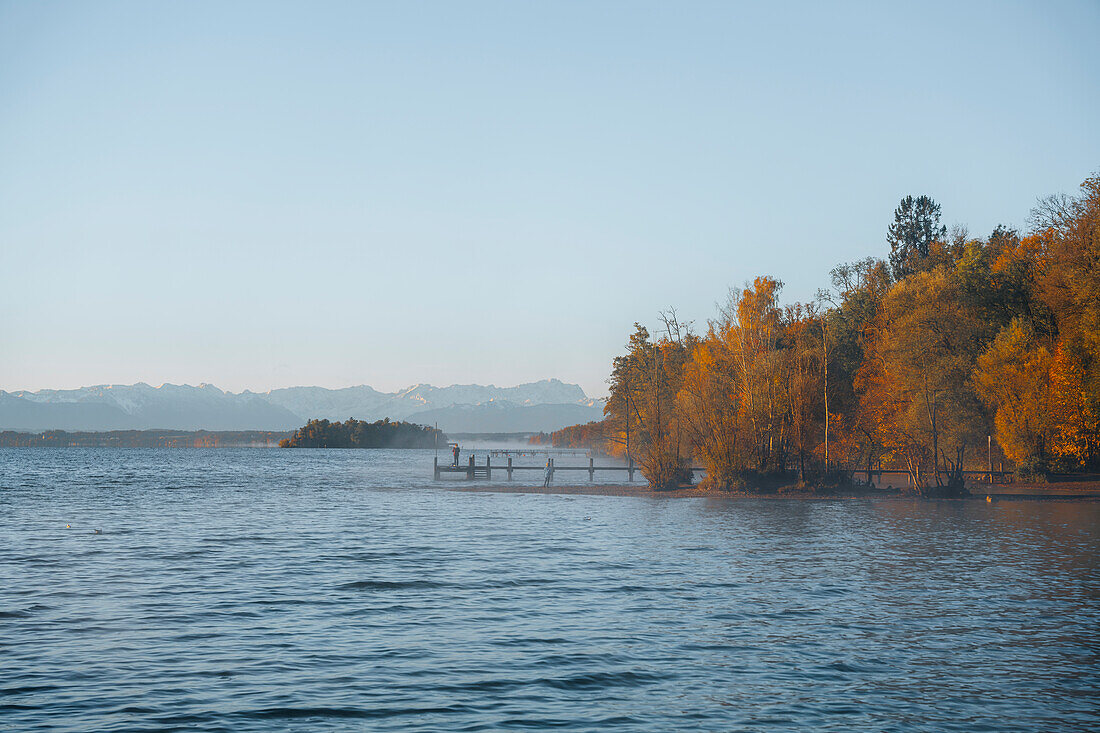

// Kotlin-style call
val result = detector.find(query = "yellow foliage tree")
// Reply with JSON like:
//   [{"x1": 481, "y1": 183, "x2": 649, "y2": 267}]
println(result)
[
  {"x1": 973, "y1": 320, "x2": 1053, "y2": 464},
  {"x1": 863, "y1": 269, "x2": 985, "y2": 492},
  {"x1": 678, "y1": 338, "x2": 745, "y2": 487}
]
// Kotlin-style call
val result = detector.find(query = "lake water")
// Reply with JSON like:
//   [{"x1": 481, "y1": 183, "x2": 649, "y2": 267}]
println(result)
[{"x1": 2, "y1": 448, "x2": 1098, "y2": 731}]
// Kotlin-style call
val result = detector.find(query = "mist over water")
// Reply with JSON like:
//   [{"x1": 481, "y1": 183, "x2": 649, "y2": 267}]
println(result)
[{"x1": 2, "y1": 448, "x2": 1098, "y2": 731}]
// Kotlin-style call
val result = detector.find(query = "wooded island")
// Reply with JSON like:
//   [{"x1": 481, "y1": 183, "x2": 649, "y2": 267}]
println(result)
[{"x1": 279, "y1": 418, "x2": 445, "y2": 449}]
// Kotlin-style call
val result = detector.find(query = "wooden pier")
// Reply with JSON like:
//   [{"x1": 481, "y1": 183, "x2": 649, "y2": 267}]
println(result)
[
  {"x1": 434, "y1": 458, "x2": 1014, "y2": 486},
  {"x1": 434, "y1": 455, "x2": 650, "y2": 482}
]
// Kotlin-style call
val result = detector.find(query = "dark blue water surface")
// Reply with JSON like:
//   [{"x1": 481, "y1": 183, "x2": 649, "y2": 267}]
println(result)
[{"x1": 2, "y1": 448, "x2": 1098, "y2": 732}]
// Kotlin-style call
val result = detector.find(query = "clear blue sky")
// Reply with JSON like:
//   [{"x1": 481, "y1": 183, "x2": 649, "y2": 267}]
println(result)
[{"x1": 2, "y1": 1, "x2": 1097, "y2": 398}]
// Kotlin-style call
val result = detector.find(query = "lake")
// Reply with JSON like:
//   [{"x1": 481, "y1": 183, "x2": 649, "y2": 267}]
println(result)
[{"x1": 2, "y1": 448, "x2": 1097, "y2": 731}]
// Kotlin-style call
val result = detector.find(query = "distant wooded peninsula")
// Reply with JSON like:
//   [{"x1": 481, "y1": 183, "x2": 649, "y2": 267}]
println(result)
[
  {"x1": 279, "y1": 418, "x2": 446, "y2": 449},
  {"x1": 0, "y1": 430, "x2": 289, "y2": 448}
]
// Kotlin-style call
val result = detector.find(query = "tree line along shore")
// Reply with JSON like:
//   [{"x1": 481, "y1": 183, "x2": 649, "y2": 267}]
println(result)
[
  {"x1": 0, "y1": 430, "x2": 290, "y2": 448},
  {"x1": 538, "y1": 174, "x2": 1099, "y2": 496}
]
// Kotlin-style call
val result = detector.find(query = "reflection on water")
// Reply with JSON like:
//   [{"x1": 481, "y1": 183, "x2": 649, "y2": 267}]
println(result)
[{"x1": 1, "y1": 448, "x2": 1097, "y2": 731}]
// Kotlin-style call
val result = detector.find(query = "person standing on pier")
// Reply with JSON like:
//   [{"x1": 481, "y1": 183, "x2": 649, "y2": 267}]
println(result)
[
  {"x1": 452, "y1": 443, "x2": 460, "y2": 467},
  {"x1": 543, "y1": 459, "x2": 552, "y2": 488}
]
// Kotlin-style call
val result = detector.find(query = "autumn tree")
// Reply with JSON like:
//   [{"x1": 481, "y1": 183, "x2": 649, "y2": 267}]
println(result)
[
  {"x1": 1048, "y1": 343, "x2": 1100, "y2": 467},
  {"x1": 678, "y1": 277, "x2": 819, "y2": 489},
  {"x1": 819, "y1": 258, "x2": 892, "y2": 472},
  {"x1": 725, "y1": 277, "x2": 787, "y2": 470},
  {"x1": 605, "y1": 323, "x2": 693, "y2": 488},
  {"x1": 974, "y1": 319, "x2": 1054, "y2": 465},
  {"x1": 863, "y1": 268, "x2": 985, "y2": 492},
  {"x1": 782, "y1": 303, "x2": 824, "y2": 482},
  {"x1": 1032, "y1": 174, "x2": 1100, "y2": 466},
  {"x1": 679, "y1": 332, "x2": 744, "y2": 487}
]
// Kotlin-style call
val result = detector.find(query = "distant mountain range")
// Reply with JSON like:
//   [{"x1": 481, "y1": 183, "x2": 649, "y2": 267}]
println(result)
[{"x1": 0, "y1": 380, "x2": 605, "y2": 434}]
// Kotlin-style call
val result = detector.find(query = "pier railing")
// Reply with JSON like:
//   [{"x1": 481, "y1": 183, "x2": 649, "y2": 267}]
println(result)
[
  {"x1": 435, "y1": 455, "x2": 673, "y2": 482},
  {"x1": 852, "y1": 468, "x2": 1015, "y2": 485}
]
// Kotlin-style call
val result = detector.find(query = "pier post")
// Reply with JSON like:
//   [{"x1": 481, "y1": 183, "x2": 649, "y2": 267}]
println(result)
[
  {"x1": 468, "y1": 454, "x2": 475, "y2": 480},
  {"x1": 987, "y1": 435, "x2": 992, "y2": 484},
  {"x1": 507, "y1": 457, "x2": 513, "y2": 481},
  {"x1": 589, "y1": 456, "x2": 594, "y2": 482},
  {"x1": 434, "y1": 456, "x2": 439, "y2": 480},
  {"x1": 486, "y1": 456, "x2": 491, "y2": 480},
  {"x1": 628, "y1": 457, "x2": 634, "y2": 482}
]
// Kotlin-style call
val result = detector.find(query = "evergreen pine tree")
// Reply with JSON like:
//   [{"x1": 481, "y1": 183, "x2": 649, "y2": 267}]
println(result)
[{"x1": 887, "y1": 195, "x2": 947, "y2": 280}]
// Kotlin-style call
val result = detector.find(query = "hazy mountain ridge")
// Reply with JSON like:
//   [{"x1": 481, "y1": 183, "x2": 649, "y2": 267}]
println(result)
[
  {"x1": 260, "y1": 379, "x2": 590, "y2": 422},
  {"x1": 413, "y1": 402, "x2": 605, "y2": 434},
  {"x1": 4, "y1": 383, "x2": 303, "y2": 432},
  {"x1": 0, "y1": 379, "x2": 602, "y2": 433}
]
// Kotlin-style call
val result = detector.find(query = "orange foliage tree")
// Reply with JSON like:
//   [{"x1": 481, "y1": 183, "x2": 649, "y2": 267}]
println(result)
[
  {"x1": 973, "y1": 319, "x2": 1054, "y2": 464},
  {"x1": 864, "y1": 269, "x2": 985, "y2": 492}
]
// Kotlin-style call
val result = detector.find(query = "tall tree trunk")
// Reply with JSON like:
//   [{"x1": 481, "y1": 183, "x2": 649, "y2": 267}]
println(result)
[{"x1": 822, "y1": 319, "x2": 829, "y2": 473}]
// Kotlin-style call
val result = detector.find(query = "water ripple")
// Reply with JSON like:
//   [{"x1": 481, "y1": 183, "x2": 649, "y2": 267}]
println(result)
[{"x1": 1, "y1": 447, "x2": 1098, "y2": 732}]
